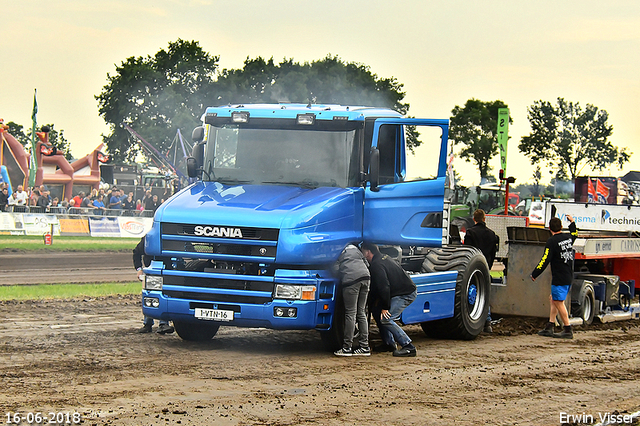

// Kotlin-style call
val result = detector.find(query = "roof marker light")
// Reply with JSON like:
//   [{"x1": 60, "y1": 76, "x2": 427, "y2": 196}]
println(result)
[{"x1": 297, "y1": 113, "x2": 315, "y2": 125}]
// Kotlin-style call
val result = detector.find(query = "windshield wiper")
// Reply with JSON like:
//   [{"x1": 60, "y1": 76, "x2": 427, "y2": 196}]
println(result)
[
  {"x1": 214, "y1": 177, "x2": 254, "y2": 185},
  {"x1": 263, "y1": 179, "x2": 319, "y2": 189}
]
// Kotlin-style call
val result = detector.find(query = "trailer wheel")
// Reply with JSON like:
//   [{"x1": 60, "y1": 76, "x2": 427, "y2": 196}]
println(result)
[
  {"x1": 173, "y1": 321, "x2": 220, "y2": 341},
  {"x1": 419, "y1": 247, "x2": 490, "y2": 340},
  {"x1": 572, "y1": 283, "x2": 596, "y2": 325}
]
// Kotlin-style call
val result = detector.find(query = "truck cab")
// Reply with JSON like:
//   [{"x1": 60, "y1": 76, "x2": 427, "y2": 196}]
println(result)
[{"x1": 142, "y1": 104, "x2": 490, "y2": 346}]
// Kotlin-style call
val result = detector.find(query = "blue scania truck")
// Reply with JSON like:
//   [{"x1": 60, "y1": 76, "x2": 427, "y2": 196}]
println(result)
[{"x1": 141, "y1": 103, "x2": 490, "y2": 348}]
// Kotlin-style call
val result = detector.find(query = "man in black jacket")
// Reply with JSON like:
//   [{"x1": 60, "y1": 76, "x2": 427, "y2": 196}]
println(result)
[
  {"x1": 361, "y1": 242, "x2": 417, "y2": 357},
  {"x1": 464, "y1": 209, "x2": 498, "y2": 333},
  {"x1": 531, "y1": 215, "x2": 578, "y2": 339},
  {"x1": 134, "y1": 236, "x2": 174, "y2": 334}
]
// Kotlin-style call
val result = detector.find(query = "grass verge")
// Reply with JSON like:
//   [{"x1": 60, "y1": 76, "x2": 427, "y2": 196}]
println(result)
[
  {"x1": 0, "y1": 282, "x2": 141, "y2": 301},
  {"x1": 0, "y1": 235, "x2": 139, "y2": 252}
]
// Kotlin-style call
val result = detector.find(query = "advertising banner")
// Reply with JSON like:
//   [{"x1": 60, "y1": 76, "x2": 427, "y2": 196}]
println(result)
[
  {"x1": 89, "y1": 217, "x2": 121, "y2": 237},
  {"x1": 59, "y1": 218, "x2": 90, "y2": 235},
  {"x1": 546, "y1": 202, "x2": 640, "y2": 233},
  {"x1": 22, "y1": 214, "x2": 60, "y2": 236},
  {"x1": 0, "y1": 213, "x2": 25, "y2": 235},
  {"x1": 117, "y1": 216, "x2": 152, "y2": 238}
]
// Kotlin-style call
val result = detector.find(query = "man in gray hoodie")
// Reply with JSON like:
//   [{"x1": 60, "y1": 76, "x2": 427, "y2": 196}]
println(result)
[{"x1": 334, "y1": 243, "x2": 371, "y2": 357}]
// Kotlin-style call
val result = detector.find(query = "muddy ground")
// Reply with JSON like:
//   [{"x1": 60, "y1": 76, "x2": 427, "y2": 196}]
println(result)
[{"x1": 0, "y1": 252, "x2": 639, "y2": 425}]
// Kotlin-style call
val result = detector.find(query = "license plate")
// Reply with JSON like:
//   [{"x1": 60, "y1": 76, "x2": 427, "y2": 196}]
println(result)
[{"x1": 194, "y1": 308, "x2": 234, "y2": 321}]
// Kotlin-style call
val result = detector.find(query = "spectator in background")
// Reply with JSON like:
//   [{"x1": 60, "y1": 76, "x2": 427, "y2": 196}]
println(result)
[
  {"x1": 92, "y1": 194, "x2": 106, "y2": 212},
  {"x1": 13, "y1": 185, "x2": 28, "y2": 206},
  {"x1": 81, "y1": 194, "x2": 95, "y2": 210},
  {"x1": 109, "y1": 188, "x2": 122, "y2": 209},
  {"x1": 39, "y1": 185, "x2": 52, "y2": 205},
  {"x1": 145, "y1": 194, "x2": 160, "y2": 212},
  {"x1": 72, "y1": 192, "x2": 84, "y2": 208},
  {"x1": 136, "y1": 199, "x2": 144, "y2": 213},
  {"x1": 51, "y1": 197, "x2": 60, "y2": 208},
  {"x1": 0, "y1": 185, "x2": 8, "y2": 212},
  {"x1": 36, "y1": 189, "x2": 50, "y2": 210},
  {"x1": 122, "y1": 192, "x2": 135, "y2": 210}
]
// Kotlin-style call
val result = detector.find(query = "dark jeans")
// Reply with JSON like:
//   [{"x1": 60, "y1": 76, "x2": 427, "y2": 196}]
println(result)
[
  {"x1": 341, "y1": 279, "x2": 370, "y2": 349},
  {"x1": 372, "y1": 290, "x2": 417, "y2": 348}
]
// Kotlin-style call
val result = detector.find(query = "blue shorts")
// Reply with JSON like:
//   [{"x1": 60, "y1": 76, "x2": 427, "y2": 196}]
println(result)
[{"x1": 551, "y1": 284, "x2": 570, "y2": 301}]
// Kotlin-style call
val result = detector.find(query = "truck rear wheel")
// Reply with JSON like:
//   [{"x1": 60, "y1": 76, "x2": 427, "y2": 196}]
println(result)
[
  {"x1": 173, "y1": 321, "x2": 220, "y2": 341},
  {"x1": 571, "y1": 283, "x2": 596, "y2": 325},
  {"x1": 419, "y1": 247, "x2": 490, "y2": 340}
]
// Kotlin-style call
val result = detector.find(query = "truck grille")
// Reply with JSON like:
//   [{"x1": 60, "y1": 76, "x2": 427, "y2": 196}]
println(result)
[
  {"x1": 163, "y1": 275, "x2": 274, "y2": 305},
  {"x1": 161, "y1": 222, "x2": 279, "y2": 258}
]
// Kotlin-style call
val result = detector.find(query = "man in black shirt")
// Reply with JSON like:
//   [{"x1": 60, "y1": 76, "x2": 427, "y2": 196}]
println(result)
[
  {"x1": 361, "y1": 242, "x2": 417, "y2": 357},
  {"x1": 464, "y1": 209, "x2": 498, "y2": 333},
  {"x1": 531, "y1": 215, "x2": 578, "y2": 339}
]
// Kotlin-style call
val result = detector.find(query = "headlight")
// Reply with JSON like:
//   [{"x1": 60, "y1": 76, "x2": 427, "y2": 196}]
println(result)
[
  {"x1": 274, "y1": 284, "x2": 316, "y2": 300},
  {"x1": 145, "y1": 275, "x2": 163, "y2": 290}
]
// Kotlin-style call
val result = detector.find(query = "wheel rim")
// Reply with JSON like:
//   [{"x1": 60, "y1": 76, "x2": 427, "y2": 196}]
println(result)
[
  {"x1": 466, "y1": 269, "x2": 485, "y2": 321},
  {"x1": 583, "y1": 294, "x2": 592, "y2": 321}
]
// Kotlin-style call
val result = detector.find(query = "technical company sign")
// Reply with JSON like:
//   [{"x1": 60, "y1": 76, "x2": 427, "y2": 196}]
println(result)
[{"x1": 546, "y1": 202, "x2": 640, "y2": 233}]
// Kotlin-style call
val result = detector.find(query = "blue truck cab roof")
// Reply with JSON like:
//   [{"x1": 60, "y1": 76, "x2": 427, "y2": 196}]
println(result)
[{"x1": 202, "y1": 103, "x2": 403, "y2": 123}]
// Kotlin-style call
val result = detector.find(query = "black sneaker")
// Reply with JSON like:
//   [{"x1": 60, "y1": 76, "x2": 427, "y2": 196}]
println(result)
[
  {"x1": 393, "y1": 344, "x2": 417, "y2": 357},
  {"x1": 334, "y1": 347, "x2": 353, "y2": 357},
  {"x1": 484, "y1": 321, "x2": 493, "y2": 333},
  {"x1": 138, "y1": 324, "x2": 152, "y2": 333},
  {"x1": 352, "y1": 347, "x2": 371, "y2": 357},
  {"x1": 157, "y1": 323, "x2": 174, "y2": 335},
  {"x1": 373, "y1": 343, "x2": 396, "y2": 353}
]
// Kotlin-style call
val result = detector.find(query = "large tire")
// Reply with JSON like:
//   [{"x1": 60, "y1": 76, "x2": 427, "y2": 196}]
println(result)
[
  {"x1": 173, "y1": 321, "x2": 220, "y2": 341},
  {"x1": 320, "y1": 288, "x2": 345, "y2": 352},
  {"x1": 173, "y1": 259, "x2": 220, "y2": 341},
  {"x1": 571, "y1": 283, "x2": 595, "y2": 325},
  {"x1": 419, "y1": 247, "x2": 490, "y2": 340}
]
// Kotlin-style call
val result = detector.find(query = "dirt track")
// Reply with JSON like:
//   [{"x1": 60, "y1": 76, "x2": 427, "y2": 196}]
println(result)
[
  {"x1": 1, "y1": 251, "x2": 640, "y2": 425},
  {"x1": 1, "y1": 293, "x2": 639, "y2": 426}
]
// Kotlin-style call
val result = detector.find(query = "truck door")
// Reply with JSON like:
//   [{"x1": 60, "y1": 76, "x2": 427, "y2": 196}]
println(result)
[{"x1": 363, "y1": 118, "x2": 449, "y2": 247}]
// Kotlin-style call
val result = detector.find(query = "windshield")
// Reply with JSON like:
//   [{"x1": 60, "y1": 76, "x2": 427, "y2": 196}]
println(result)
[{"x1": 202, "y1": 125, "x2": 359, "y2": 188}]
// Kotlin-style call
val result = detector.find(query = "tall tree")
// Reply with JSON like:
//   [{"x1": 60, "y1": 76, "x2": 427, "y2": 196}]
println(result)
[
  {"x1": 214, "y1": 55, "x2": 420, "y2": 149},
  {"x1": 97, "y1": 45, "x2": 417, "y2": 161},
  {"x1": 96, "y1": 39, "x2": 219, "y2": 162},
  {"x1": 518, "y1": 98, "x2": 630, "y2": 180},
  {"x1": 449, "y1": 99, "x2": 511, "y2": 182}
]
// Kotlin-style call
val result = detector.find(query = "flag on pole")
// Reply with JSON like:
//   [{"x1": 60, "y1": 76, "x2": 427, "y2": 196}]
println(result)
[
  {"x1": 28, "y1": 89, "x2": 38, "y2": 187},
  {"x1": 587, "y1": 178, "x2": 596, "y2": 203},
  {"x1": 596, "y1": 178, "x2": 610, "y2": 204}
]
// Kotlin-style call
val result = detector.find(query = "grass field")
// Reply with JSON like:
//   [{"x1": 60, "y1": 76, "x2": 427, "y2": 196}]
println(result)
[
  {"x1": 0, "y1": 282, "x2": 140, "y2": 301},
  {"x1": 0, "y1": 235, "x2": 139, "y2": 252}
]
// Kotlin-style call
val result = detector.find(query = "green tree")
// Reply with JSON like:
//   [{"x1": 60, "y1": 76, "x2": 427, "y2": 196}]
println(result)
[
  {"x1": 96, "y1": 39, "x2": 220, "y2": 162},
  {"x1": 518, "y1": 97, "x2": 630, "y2": 180},
  {"x1": 449, "y1": 99, "x2": 511, "y2": 183},
  {"x1": 214, "y1": 55, "x2": 419, "y2": 149},
  {"x1": 5, "y1": 121, "x2": 30, "y2": 146}
]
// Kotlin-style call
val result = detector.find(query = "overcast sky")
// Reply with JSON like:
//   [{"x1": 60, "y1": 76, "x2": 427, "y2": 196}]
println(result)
[{"x1": 1, "y1": 0, "x2": 638, "y2": 186}]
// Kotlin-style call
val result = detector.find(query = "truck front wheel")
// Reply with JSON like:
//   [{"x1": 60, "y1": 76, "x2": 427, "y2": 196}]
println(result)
[
  {"x1": 173, "y1": 321, "x2": 220, "y2": 341},
  {"x1": 420, "y1": 247, "x2": 490, "y2": 340}
]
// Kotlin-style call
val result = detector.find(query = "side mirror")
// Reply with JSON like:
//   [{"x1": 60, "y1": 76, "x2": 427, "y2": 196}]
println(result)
[
  {"x1": 369, "y1": 147, "x2": 380, "y2": 192},
  {"x1": 192, "y1": 126, "x2": 204, "y2": 143},
  {"x1": 186, "y1": 157, "x2": 198, "y2": 178}
]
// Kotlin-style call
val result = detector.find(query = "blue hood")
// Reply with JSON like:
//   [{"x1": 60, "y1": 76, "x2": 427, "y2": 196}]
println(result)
[{"x1": 154, "y1": 182, "x2": 364, "y2": 264}]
